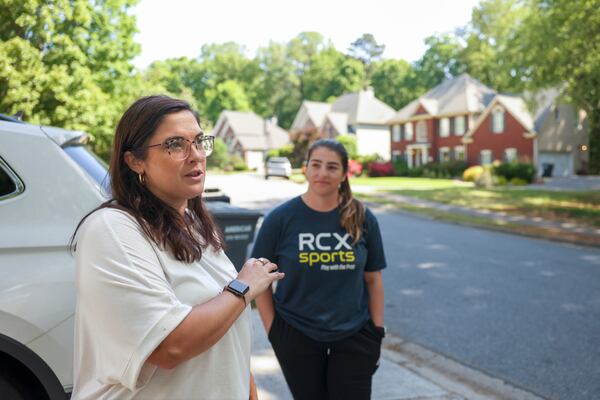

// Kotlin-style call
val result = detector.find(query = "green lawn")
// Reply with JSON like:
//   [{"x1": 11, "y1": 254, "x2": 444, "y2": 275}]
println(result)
[
  {"x1": 387, "y1": 186, "x2": 600, "y2": 227},
  {"x1": 350, "y1": 176, "x2": 473, "y2": 189}
]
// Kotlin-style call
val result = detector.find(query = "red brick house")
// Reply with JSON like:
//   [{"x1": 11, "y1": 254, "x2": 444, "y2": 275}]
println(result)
[
  {"x1": 462, "y1": 95, "x2": 536, "y2": 166},
  {"x1": 387, "y1": 74, "x2": 496, "y2": 167}
]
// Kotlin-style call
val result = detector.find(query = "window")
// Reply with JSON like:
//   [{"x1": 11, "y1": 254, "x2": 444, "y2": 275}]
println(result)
[
  {"x1": 0, "y1": 158, "x2": 24, "y2": 200},
  {"x1": 439, "y1": 118, "x2": 450, "y2": 137},
  {"x1": 492, "y1": 106, "x2": 505, "y2": 133},
  {"x1": 454, "y1": 145, "x2": 465, "y2": 161},
  {"x1": 392, "y1": 125, "x2": 401, "y2": 142},
  {"x1": 454, "y1": 116, "x2": 465, "y2": 136},
  {"x1": 404, "y1": 123, "x2": 414, "y2": 141},
  {"x1": 416, "y1": 121, "x2": 427, "y2": 142},
  {"x1": 480, "y1": 149, "x2": 493, "y2": 165},
  {"x1": 504, "y1": 148, "x2": 517, "y2": 163},
  {"x1": 438, "y1": 147, "x2": 450, "y2": 162},
  {"x1": 392, "y1": 150, "x2": 402, "y2": 161}
]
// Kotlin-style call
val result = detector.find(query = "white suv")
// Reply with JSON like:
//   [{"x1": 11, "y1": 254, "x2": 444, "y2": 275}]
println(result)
[
  {"x1": 0, "y1": 115, "x2": 261, "y2": 399},
  {"x1": 265, "y1": 156, "x2": 292, "y2": 179},
  {"x1": 0, "y1": 115, "x2": 106, "y2": 399}
]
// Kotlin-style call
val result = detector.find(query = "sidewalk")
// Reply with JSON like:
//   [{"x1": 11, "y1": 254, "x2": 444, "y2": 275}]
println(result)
[{"x1": 250, "y1": 311, "x2": 545, "y2": 400}]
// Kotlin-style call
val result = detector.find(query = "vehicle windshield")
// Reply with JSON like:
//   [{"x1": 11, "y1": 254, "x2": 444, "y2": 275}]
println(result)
[{"x1": 63, "y1": 145, "x2": 111, "y2": 194}]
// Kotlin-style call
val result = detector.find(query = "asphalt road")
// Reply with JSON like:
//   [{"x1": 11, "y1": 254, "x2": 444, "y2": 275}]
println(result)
[
  {"x1": 209, "y1": 172, "x2": 600, "y2": 400},
  {"x1": 376, "y1": 209, "x2": 600, "y2": 400}
]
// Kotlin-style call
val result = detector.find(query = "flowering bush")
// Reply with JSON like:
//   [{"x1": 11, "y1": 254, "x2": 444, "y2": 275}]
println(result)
[
  {"x1": 462, "y1": 165, "x2": 484, "y2": 182},
  {"x1": 367, "y1": 161, "x2": 395, "y2": 177},
  {"x1": 347, "y1": 159, "x2": 363, "y2": 177}
]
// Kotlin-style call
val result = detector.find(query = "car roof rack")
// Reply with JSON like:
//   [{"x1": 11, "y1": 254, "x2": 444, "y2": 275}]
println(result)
[{"x1": 0, "y1": 113, "x2": 25, "y2": 124}]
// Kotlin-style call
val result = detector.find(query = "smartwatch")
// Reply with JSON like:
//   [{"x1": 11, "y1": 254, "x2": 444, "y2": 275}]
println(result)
[
  {"x1": 374, "y1": 325, "x2": 387, "y2": 338},
  {"x1": 225, "y1": 279, "x2": 249, "y2": 305}
]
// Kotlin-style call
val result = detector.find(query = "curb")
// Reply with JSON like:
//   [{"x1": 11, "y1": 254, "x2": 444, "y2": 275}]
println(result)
[{"x1": 383, "y1": 335, "x2": 550, "y2": 400}]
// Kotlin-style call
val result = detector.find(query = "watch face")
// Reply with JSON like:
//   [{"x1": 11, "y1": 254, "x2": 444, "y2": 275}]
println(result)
[{"x1": 229, "y1": 279, "x2": 249, "y2": 295}]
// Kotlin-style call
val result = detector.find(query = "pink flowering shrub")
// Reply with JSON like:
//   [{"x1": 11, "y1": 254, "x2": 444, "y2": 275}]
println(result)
[{"x1": 367, "y1": 161, "x2": 395, "y2": 177}]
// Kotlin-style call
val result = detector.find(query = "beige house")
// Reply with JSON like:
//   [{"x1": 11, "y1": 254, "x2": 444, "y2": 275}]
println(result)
[
  {"x1": 212, "y1": 111, "x2": 290, "y2": 170},
  {"x1": 291, "y1": 88, "x2": 396, "y2": 159},
  {"x1": 530, "y1": 89, "x2": 589, "y2": 176}
]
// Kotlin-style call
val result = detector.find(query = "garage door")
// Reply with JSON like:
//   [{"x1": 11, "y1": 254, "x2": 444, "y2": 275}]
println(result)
[{"x1": 538, "y1": 152, "x2": 573, "y2": 177}]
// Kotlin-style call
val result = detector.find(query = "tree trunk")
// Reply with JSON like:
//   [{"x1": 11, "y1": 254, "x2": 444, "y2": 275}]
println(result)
[{"x1": 589, "y1": 108, "x2": 600, "y2": 174}]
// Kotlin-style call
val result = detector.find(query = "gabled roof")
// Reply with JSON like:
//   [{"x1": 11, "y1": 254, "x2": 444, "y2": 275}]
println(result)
[
  {"x1": 331, "y1": 88, "x2": 395, "y2": 125},
  {"x1": 323, "y1": 112, "x2": 348, "y2": 136},
  {"x1": 290, "y1": 101, "x2": 331, "y2": 130},
  {"x1": 213, "y1": 110, "x2": 290, "y2": 151},
  {"x1": 525, "y1": 88, "x2": 561, "y2": 132},
  {"x1": 389, "y1": 73, "x2": 496, "y2": 123},
  {"x1": 463, "y1": 94, "x2": 535, "y2": 141}
]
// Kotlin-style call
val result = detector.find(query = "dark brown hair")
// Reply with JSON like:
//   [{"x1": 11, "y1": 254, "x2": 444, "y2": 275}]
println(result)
[
  {"x1": 72, "y1": 95, "x2": 223, "y2": 262},
  {"x1": 306, "y1": 139, "x2": 365, "y2": 244}
]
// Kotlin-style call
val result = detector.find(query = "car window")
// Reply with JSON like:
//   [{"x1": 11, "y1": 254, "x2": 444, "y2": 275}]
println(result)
[
  {"x1": 63, "y1": 145, "x2": 110, "y2": 193},
  {"x1": 0, "y1": 157, "x2": 24, "y2": 200}
]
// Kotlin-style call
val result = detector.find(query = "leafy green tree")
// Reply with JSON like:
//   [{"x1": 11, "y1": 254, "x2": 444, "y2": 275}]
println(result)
[
  {"x1": 303, "y1": 48, "x2": 364, "y2": 102},
  {"x1": 370, "y1": 59, "x2": 421, "y2": 110},
  {"x1": 0, "y1": 0, "x2": 140, "y2": 159},
  {"x1": 518, "y1": 0, "x2": 600, "y2": 173},
  {"x1": 460, "y1": 0, "x2": 531, "y2": 92},
  {"x1": 414, "y1": 34, "x2": 466, "y2": 90},
  {"x1": 204, "y1": 80, "x2": 251, "y2": 123}
]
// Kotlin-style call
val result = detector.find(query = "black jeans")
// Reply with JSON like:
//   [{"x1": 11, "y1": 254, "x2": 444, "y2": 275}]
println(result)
[{"x1": 268, "y1": 313, "x2": 382, "y2": 400}]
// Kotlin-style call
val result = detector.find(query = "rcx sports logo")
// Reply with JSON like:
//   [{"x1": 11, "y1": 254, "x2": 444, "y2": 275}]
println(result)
[{"x1": 298, "y1": 232, "x2": 356, "y2": 271}]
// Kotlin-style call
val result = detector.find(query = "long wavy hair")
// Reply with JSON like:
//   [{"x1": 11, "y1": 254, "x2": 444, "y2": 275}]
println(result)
[
  {"x1": 306, "y1": 139, "x2": 365, "y2": 244},
  {"x1": 72, "y1": 95, "x2": 223, "y2": 262}
]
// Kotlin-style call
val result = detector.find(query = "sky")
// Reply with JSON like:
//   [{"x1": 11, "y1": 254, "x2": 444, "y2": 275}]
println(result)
[{"x1": 132, "y1": 0, "x2": 481, "y2": 69}]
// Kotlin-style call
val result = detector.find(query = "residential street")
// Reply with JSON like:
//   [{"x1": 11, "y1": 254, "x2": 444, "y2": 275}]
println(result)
[{"x1": 209, "y1": 172, "x2": 600, "y2": 400}]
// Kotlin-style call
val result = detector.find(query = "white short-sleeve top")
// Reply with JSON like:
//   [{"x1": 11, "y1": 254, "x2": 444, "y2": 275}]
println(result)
[{"x1": 71, "y1": 208, "x2": 251, "y2": 400}]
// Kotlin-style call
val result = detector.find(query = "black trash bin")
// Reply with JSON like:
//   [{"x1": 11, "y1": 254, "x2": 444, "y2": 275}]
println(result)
[
  {"x1": 206, "y1": 201, "x2": 262, "y2": 271},
  {"x1": 541, "y1": 163, "x2": 554, "y2": 178}
]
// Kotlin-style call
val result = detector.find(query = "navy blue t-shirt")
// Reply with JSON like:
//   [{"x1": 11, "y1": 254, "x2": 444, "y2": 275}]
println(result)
[{"x1": 251, "y1": 196, "x2": 387, "y2": 342}]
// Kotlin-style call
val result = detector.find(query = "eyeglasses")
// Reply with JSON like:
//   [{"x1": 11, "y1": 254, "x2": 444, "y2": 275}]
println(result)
[{"x1": 146, "y1": 135, "x2": 214, "y2": 160}]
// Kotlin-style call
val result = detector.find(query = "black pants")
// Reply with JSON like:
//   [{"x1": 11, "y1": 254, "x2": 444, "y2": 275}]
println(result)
[{"x1": 268, "y1": 313, "x2": 382, "y2": 400}]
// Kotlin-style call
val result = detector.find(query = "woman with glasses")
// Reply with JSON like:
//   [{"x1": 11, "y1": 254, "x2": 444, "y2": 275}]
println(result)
[
  {"x1": 252, "y1": 139, "x2": 387, "y2": 400},
  {"x1": 71, "y1": 95, "x2": 284, "y2": 400}
]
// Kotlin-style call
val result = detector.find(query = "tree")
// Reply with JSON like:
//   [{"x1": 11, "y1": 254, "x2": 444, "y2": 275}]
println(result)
[
  {"x1": 370, "y1": 59, "x2": 422, "y2": 110},
  {"x1": 0, "y1": 0, "x2": 141, "y2": 159},
  {"x1": 459, "y1": 0, "x2": 531, "y2": 92},
  {"x1": 348, "y1": 33, "x2": 385, "y2": 86},
  {"x1": 303, "y1": 48, "x2": 364, "y2": 102},
  {"x1": 414, "y1": 34, "x2": 466, "y2": 90},
  {"x1": 204, "y1": 80, "x2": 251, "y2": 123},
  {"x1": 518, "y1": 0, "x2": 600, "y2": 173}
]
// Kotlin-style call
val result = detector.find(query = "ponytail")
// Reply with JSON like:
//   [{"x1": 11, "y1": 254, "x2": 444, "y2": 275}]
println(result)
[{"x1": 338, "y1": 179, "x2": 365, "y2": 245}]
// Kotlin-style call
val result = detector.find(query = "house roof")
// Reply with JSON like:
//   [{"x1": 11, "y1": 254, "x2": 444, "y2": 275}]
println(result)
[
  {"x1": 214, "y1": 110, "x2": 290, "y2": 151},
  {"x1": 525, "y1": 88, "x2": 561, "y2": 132},
  {"x1": 290, "y1": 100, "x2": 331, "y2": 130},
  {"x1": 463, "y1": 94, "x2": 535, "y2": 141},
  {"x1": 324, "y1": 112, "x2": 348, "y2": 135},
  {"x1": 390, "y1": 73, "x2": 497, "y2": 123},
  {"x1": 331, "y1": 88, "x2": 396, "y2": 125}
]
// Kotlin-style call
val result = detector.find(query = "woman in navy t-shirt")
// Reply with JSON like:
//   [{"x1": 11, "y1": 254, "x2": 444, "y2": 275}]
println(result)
[{"x1": 252, "y1": 139, "x2": 387, "y2": 400}]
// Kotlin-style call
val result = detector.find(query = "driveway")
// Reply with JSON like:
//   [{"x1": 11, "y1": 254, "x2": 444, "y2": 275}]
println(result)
[{"x1": 528, "y1": 175, "x2": 600, "y2": 191}]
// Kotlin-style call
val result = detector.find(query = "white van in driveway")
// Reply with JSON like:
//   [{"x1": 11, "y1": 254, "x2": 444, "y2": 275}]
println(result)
[{"x1": 0, "y1": 115, "x2": 106, "y2": 399}]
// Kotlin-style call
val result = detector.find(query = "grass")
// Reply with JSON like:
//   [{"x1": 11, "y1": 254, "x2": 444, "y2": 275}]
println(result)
[
  {"x1": 384, "y1": 187, "x2": 600, "y2": 227},
  {"x1": 350, "y1": 176, "x2": 472, "y2": 189},
  {"x1": 357, "y1": 193, "x2": 600, "y2": 247}
]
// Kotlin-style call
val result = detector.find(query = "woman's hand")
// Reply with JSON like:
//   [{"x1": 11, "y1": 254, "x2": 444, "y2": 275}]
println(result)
[{"x1": 237, "y1": 257, "x2": 284, "y2": 303}]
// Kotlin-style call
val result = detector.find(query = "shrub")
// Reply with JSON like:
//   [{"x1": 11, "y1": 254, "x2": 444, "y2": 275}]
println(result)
[
  {"x1": 336, "y1": 135, "x2": 358, "y2": 159},
  {"x1": 356, "y1": 154, "x2": 380, "y2": 171},
  {"x1": 230, "y1": 155, "x2": 248, "y2": 171},
  {"x1": 496, "y1": 175, "x2": 508, "y2": 186},
  {"x1": 207, "y1": 138, "x2": 229, "y2": 169},
  {"x1": 462, "y1": 165, "x2": 484, "y2": 182},
  {"x1": 393, "y1": 158, "x2": 410, "y2": 176},
  {"x1": 493, "y1": 162, "x2": 536, "y2": 183},
  {"x1": 367, "y1": 161, "x2": 395, "y2": 177},
  {"x1": 348, "y1": 159, "x2": 363, "y2": 177},
  {"x1": 509, "y1": 177, "x2": 528, "y2": 186}
]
